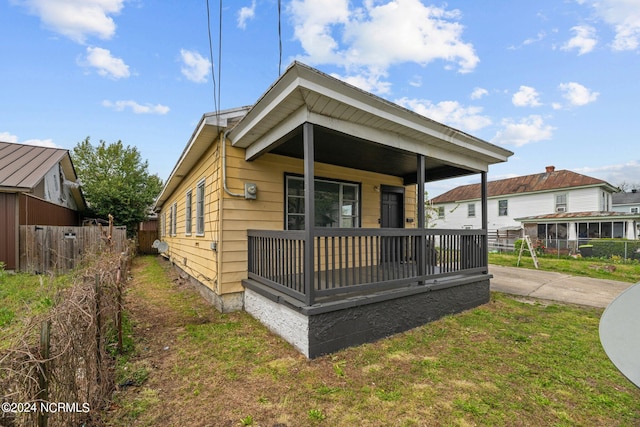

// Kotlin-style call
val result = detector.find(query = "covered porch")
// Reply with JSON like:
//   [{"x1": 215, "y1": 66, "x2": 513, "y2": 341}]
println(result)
[{"x1": 228, "y1": 62, "x2": 512, "y2": 357}]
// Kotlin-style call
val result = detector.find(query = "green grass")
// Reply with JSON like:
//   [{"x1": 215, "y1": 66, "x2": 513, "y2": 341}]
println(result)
[
  {"x1": 0, "y1": 271, "x2": 70, "y2": 347},
  {"x1": 489, "y1": 252, "x2": 640, "y2": 283},
  {"x1": 104, "y1": 256, "x2": 640, "y2": 427}
]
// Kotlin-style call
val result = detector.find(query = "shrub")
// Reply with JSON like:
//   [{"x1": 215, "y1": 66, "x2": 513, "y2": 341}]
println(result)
[{"x1": 587, "y1": 239, "x2": 640, "y2": 260}]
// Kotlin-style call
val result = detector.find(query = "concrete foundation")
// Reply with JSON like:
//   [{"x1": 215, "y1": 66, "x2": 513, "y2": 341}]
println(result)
[{"x1": 243, "y1": 275, "x2": 491, "y2": 358}]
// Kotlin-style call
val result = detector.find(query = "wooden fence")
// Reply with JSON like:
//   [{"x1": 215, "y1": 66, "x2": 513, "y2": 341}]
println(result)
[{"x1": 19, "y1": 225, "x2": 127, "y2": 274}]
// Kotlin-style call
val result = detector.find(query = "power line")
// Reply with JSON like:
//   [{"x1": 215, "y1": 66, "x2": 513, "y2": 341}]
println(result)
[
  {"x1": 206, "y1": 0, "x2": 218, "y2": 118},
  {"x1": 278, "y1": 0, "x2": 282, "y2": 75}
]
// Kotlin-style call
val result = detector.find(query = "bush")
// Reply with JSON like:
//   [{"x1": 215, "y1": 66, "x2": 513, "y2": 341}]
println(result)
[{"x1": 587, "y1": 239, "x2": 640, "y2": 260}]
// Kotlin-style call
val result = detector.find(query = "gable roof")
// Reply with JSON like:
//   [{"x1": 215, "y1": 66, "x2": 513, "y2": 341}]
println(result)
[
  {"x1": 156, "y1": 62, "x2": 513, "y2": 209},
  {"x1": 228, "y1": 61, "x2": 513, "y2": 181},
  {"x1": 612, "y1": 191, "x2": 640, "y2": 205},
  {"x1": 0, "y1": 141, "x2": 69, "y2": 191},
  {"x1": 430, "y1": 168, "x2": 617, "y2": 204},
  {"x1": 0, "y1": 141, "x2": 86, "y2": 209}
]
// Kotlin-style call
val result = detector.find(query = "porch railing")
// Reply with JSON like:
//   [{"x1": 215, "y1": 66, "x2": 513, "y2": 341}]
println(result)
[{"x1": 247, "y1": 228, "x2": 487, "y2": 305}]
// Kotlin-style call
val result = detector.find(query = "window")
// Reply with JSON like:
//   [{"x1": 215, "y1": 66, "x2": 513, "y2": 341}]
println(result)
[
  {"x1": 285, "y1": 175, "x2": 359, "y2": 230},
  {"x1": 467, "y1": 203, "x2": 476, "y2": 217},
  {"x1": 196, "y1": 179, "x2": 205, "y2": 235},
  {"x1": 185, "y1": 190, "x2": 192, "y2": 235},
  {"x1": 498, "y1": 200, "x2": 508, "y2": 216},
  {"x1": 168, "y1": 204, "x2": 174, "y2": 236},
  {"x1": 171, "y1": 203, "x2": 177, "y2": 236},
  {"x1": 437, "y1": 206, "x2": 445, "y2": 219},
  {"x1": 555, "y1": 194, "x2": 567, "y2": 212},
  {"x1": 632, "y1": 207, "x2": 639, "y2": 214}
]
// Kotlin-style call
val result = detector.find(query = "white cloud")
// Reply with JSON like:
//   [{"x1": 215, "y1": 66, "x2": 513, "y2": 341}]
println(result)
[
  {"x1": 470, "y1": 87, "x2": 488, "y2": 100},
  {"x1": 102, "y1": 100, "x2": 170, "y2": 115},
  {"x1": 512, "y1": 86, "x2": 542, "y2": 107},
  {"x1": 0, "y1": 131, "x2": 59, "y2": 148},
  {"x1": 558, "y1": 82, "x2": 599, "y2": 106},
  {"x1": 395, "y1": 97, "x2": 492, "y2": 132},
  {"x1": 582, "y1": 0, "x2": 640, "y2": 51},
  {"x1": 14, "y1": 0, "x2": 124, "y2": 44},
  {"x1": 288, "y1": 0, "x2": 478, "y2": 94},
  {"x1": 561, "y1": 25, "x2": 597, "y2": 55},
  {"x1": 180, "y1": 49, "x2": 211, "y2": 83},
  {"x1": 81, "y1": 46, "x2": 130, "y2": 79},
  {"x1": 492, "y1": 115, "x2": 555, "y2": 147},
  {"x1": 574, "y1": 160, "x2": 640, "y2": 187},
  {"x1": 238, "y1": 0, "x2": 256, "y2": 29}
]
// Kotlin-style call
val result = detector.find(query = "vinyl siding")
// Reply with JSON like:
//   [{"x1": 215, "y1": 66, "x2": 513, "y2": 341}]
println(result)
[
  {"x1": 161, "y1": 135, "x2": 417, "y2": 297},
  {"x1": 430, "y1": 186, "x2": 614, "y2": 233},
  {"x1": 219, "y1": 142, "x2": 417, "y2": 295},
  {"x1": 160, "y1": 141, "x2": 221, "y2": 293}
]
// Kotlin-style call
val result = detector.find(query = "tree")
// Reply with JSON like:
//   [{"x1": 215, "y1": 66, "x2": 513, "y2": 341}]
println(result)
[
  {"x1": 617, "y1": 181, "x2": 640, "y2": 192},
  {"x1": 72, "y1": 137, "x2": 163, "y2": 236}
]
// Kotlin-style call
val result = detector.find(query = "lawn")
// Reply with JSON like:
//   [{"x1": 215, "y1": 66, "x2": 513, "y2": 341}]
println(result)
[
  {"x1": 103, "y1": 256, "x2": 640, "y2": 427},
  {"x1": 489, "y1": 252, "x2": 640, "y2": 283},
  {"x1": 0, "y1": 268, "x2": 69, "y2": 349}
]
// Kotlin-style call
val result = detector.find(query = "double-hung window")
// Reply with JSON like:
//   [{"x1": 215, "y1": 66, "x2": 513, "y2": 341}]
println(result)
[
  {"x1": 185, "y1": 190, "x2": 192, "y2": 235},
  {"x1": 498, "y1": 200, "x2": 508, "y2": 216},
  {"x1": 285, "y1": 175, "x2": 359, "y2": 230},
  {"x1": 467, "y1": 203, "x2": 476, "y2": 217},
  {"x1": 555, "y1": 194, "x2": 567, "y2": 212},
  {"x1": 196, "y1": 179, "x2": 205, "y2": 235},
  {"x1": 171, "y1": 202, "x2": 177, "y2": 236}
]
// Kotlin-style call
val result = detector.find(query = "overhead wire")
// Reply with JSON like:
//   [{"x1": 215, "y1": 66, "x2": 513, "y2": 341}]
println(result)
[
  {"x1": 205, "y1": 0, "x2": 218, "y2": 120},
  {"x1": 278, "y1": 0, "x2": 282, "y2": 75}
]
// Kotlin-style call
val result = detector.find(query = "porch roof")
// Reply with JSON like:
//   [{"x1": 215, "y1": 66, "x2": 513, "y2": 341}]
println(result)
[
  {"x1": 228, "y1": 62, "x2": 512, "y2": 184},
  {"x1": 516, "y1": 211, "x2": 640, "y2": 222}
]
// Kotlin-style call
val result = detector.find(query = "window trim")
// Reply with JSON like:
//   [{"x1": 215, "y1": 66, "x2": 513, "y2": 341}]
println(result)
[
  {"x1": 185, "y1": 189, "x2": 193, "y2": 236},
  {"x1": 196, "y1": 179, "x2": 205, "y2": 236},
  {"x1": 171, "y1": 202, "x2": 177, "y2": 236},
  {"x1": 498, "y1": 199, "x2": 508, "y2": 217},
  {"x1": 467, "y1": 203, "x2": 476, "y2": 218},
  {"x1": 555, "y1": 193, "x2": 567, "y2": 213},
  {"x1": 284, "y1": 173, "x2": 361, "y2": 230}
]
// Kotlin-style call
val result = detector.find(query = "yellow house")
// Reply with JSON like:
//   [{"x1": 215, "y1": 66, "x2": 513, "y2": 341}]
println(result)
[{"x1": 155, "y1": 62, "x2": 513, "y2": 357}]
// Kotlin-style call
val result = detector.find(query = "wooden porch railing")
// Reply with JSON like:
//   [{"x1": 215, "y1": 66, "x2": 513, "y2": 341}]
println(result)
[{"x1": 247, "y1": 228, "x2": 487, "y2": 305}]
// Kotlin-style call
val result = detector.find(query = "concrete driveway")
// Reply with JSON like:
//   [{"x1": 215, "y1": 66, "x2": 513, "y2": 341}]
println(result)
[{"x1": 489, "y1": 264, "x2": 635, "y2": 308}]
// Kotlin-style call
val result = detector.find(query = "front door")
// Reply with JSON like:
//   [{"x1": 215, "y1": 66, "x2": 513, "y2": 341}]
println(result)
[
  {"x1": 380, "y1": 186, "x2": 404, "y2": 263},
  {"x1": 381, "y1": 186, "x2": 404, "y2": 228}
]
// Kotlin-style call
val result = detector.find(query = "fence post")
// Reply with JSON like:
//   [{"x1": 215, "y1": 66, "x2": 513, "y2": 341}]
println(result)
[
  {"x1": 38, "y1": 320, "x2": 51, "y2": 427},
  {"x1": 94, "y1": 274, "x2": 102, "y2": 385},
  {"x1": 116, "y1": 257, "x2": 124, "y2": 354}
]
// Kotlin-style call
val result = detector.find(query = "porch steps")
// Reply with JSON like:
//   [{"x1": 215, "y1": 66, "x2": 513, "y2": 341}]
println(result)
[{"x1": 517, "y1": 235, "x2": 540, "y2": 269}]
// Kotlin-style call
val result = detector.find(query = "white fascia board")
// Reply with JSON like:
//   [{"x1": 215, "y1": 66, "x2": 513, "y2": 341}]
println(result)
[
  {"x1": 299, "y1": 72, "x2": 512, "y2": 163},
  {"x1": 229, "y1": 73, "x2": 302, "y2": 148},
  {"x1": 308, "y1": 112, "x2": 490, "y2": 173},
  {"x1": 245, "y1": 106, "x2": 309, "y2": 160}
]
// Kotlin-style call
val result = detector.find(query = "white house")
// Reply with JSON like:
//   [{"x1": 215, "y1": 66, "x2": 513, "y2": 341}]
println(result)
[
  {"x1": 429, "y1": 166, "x2": 640, "y2": 253},
  {"x1": 612, "y1": 190, "x2": 640, "y2": 214}
]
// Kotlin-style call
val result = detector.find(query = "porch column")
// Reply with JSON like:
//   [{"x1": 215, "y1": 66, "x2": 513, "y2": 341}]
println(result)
[
  {"x1": 303, "y1": 123, "x2": 315, "y2": 306},
  {"x1": 416, "y1": 154, "x2": 426, "y2": 282},
  {"x1": 481, "y1": 171, "x2": 488, "y2": 273}
]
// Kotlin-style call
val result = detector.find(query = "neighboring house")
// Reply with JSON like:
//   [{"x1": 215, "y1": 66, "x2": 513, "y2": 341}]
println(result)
[
  {"x1": 154, "y1": 62, "x2": 513, "y2": 357},
  {"x1": 430, "y1": 166, "x2": 640, "y2": 253},
  {"x1": 0, "y1": 141, "x2": 86, "y2": 270},
  {"x1": 612, "y1": 189, "x2": 640, "y2": 214}
]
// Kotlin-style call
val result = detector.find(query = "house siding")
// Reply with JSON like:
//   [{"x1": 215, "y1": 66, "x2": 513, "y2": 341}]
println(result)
[
  {"x1": 220, "y1": 141, "x2": 417, "y2": 295},
  {"x1": 160, "y1": 141, "x2": 221, "y2": 295},
  {"x1": 161, "y1": 135, "x2": 417, "y2": 300},
  {"x1": 431, "y1": 187, "x2": 610, "y2": 233}
]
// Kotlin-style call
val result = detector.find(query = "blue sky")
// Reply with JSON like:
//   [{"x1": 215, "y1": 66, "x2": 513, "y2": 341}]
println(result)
[{"x1": 2, "y1": 0, "x2": 640, "y2": 197}]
